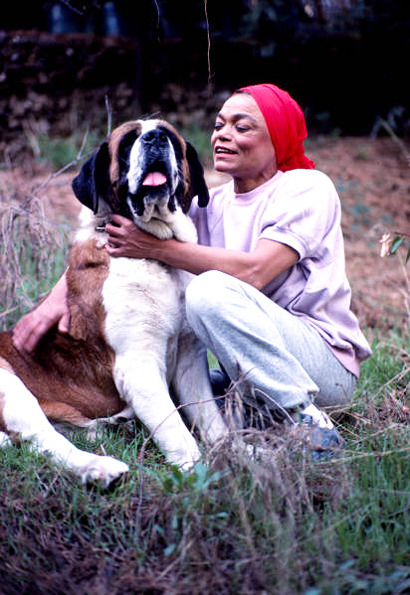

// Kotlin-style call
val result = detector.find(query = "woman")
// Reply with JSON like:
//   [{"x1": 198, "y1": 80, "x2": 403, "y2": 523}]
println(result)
[{"x1": 13, "y1": 83, "x2": 372, "y2": 452}]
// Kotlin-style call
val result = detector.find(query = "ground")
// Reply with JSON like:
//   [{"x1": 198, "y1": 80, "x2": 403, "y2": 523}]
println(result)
[{"x1": 1, "y1": 135, "x2": 409, "y2": 331}]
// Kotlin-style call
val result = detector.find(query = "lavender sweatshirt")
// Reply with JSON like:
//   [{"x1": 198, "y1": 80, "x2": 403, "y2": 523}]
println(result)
[{"x1": 189, "y1": 169, "x2": 372, "y2": 376}]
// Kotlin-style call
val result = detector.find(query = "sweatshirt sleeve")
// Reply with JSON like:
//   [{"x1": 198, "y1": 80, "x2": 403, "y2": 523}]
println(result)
[{"x1": 260, "y1": 170, "x2": 341, "y2": 260}]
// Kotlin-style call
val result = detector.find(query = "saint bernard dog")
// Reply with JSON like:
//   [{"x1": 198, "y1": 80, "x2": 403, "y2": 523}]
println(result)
[{"x1": 0, "y1": 119, "x2": 228, "y2": 486}]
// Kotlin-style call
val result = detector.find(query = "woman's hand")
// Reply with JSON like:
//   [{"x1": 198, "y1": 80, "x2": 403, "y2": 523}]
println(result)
[
  {"x1": 105, "y1": 215, "x2": 298, "y2": 289},
  {"x1": 105, "y1": 216, "x2": 298, "y2": 290},
  {"x1": 105, "y1": 214, "x2": 161, "y2": 258},
  {"x1": 12, "y1": 270, "x2": 70, "y2": 352}
]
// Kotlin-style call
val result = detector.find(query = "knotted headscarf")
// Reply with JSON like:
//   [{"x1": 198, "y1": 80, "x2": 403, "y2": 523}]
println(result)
[{"x1": 238, "y1": 83, "x2": 315, "y2": 172}]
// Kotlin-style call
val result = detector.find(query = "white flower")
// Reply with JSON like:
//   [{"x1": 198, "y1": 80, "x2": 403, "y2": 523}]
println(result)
[{"x1": 379, "y1": 233, "x2": 393, "y2": 258}]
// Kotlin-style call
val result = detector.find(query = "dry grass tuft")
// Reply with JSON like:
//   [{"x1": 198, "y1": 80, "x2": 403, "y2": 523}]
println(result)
[{"x1": 0, "y1": 171, "x2": 70, "y2": 330}]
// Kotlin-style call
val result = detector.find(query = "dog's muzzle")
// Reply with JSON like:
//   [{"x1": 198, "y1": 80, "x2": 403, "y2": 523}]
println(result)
[{"x1": 126, "y1": 129, "x2": 180, "y2": 220}]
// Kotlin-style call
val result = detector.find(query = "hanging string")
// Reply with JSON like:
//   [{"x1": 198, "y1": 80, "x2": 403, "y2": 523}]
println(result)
[{"x1": 203, "y1": 0, "x2": 213, "y2": 85}]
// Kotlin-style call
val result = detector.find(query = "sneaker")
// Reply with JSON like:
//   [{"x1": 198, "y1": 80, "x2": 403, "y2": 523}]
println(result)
[
  {"x1": 300, "y1": 402, "x2": 334, "y2": 429},
  {"x1": 299, "y1": 413, "x2": 344, "y2": 460}
]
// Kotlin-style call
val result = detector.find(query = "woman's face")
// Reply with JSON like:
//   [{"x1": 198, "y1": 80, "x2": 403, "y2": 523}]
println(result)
[{"x1": 211, "y1": 92, "x2": 277, "y2": 193}]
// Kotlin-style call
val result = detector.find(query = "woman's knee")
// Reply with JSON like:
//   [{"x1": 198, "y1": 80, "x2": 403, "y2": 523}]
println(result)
[
  {"x1": 315, "y1": 376, "x2": 356, "y2": 410},
  {"x1": 185, "y1": 271, "x2": 231, "y2": 325}
]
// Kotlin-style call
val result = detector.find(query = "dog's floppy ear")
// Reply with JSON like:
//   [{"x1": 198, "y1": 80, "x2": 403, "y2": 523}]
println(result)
[
  {"x1": 186, "y1": 141, "x2": 210, "y2": 208},
  {"x1": 72, "y1": 142, "x2": 111, "y2": 213}
]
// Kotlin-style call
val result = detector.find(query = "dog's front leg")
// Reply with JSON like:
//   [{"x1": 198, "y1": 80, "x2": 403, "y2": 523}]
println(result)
[
  {"x1": 0, "y1": 370, "x2": 129, "y2": 486},
  {"x1": 114, "y1": 354, "x2": 201, "y2": 469},
  {"x1": 0, "y1": 430, "x2": 11, "y2": 446},
  {"x1": 172, "y1": 331, "x2": 228, "y2": 444}
]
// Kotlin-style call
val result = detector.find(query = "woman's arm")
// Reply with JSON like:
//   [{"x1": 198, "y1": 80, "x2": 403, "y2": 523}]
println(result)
[
  {"x1": 12, "y1": 269, "x2": 70, "y2": 352},
  {"x1": 105, "y1": 215, "x2": 298, "y2": 291},
  {"x1": 12, "y1": 213, "x2": 297, "y2": 353}
]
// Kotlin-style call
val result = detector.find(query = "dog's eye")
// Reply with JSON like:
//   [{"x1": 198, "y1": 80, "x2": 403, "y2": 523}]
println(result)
[
  {"x1": 117, "y1": 153, "x2": 131, "y2": 177},
  {"x1": 119, "y1": 130, "x2": 139, "y2": 158},
  {"x1": 158, "y1": 126, "x2": 183, "y2": 159}
]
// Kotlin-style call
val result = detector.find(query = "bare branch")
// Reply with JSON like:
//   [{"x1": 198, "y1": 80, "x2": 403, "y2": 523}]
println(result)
[
  {"x1": 371, "y1": 116, "x2": 410, "y2": 167},
  {"x1": 105, "y1": 95, "x2": 113, "y2": 137}
]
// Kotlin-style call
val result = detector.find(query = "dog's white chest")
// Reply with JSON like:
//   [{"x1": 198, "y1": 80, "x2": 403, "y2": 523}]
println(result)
[{"x1": 102, "y1": 257, "x2": 187, "y2": 354}]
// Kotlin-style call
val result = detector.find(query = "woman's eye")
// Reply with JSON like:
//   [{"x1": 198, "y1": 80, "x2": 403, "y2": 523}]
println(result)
[
  {"x1": 236, "y1": 124, "x2": 250, "y2": 132},
  {"x1": 213, "y1": 121, "x2": 250, "y2": 132}
]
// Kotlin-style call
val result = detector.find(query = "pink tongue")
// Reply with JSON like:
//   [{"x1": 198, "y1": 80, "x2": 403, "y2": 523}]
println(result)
[{"x1": 142, "y1": 172, "x2": 167, "y2": 186}]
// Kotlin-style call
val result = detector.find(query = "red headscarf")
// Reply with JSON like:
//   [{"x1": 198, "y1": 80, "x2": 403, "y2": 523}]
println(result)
[{"x1": 238, "y1": 83, "x2": 315, "y2": 172}]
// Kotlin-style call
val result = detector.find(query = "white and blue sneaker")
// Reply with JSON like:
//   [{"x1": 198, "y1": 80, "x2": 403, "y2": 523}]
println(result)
[{"x1": 296, "y1": 403, "x2": 344, "y2": 460}]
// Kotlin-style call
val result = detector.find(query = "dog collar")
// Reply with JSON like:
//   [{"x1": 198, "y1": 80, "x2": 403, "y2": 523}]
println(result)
[{"x1": 94, "y1": 216, "x2": 111, "y2": 233}]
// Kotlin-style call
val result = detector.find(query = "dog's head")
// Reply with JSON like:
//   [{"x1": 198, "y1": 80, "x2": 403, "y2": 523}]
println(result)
[{"x1": 72, "y1": 119, "x2": 209, "y2": 225}]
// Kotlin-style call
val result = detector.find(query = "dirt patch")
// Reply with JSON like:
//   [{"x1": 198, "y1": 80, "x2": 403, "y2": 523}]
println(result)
[
  {"x1": 309, "y1": 136, "x2": 409, "y2": 329},
  {"x1": 1, "y1": 135, "x2": 409, "y2": 329}
]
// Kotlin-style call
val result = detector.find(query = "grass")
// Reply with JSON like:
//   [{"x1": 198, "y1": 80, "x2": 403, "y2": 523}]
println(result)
[
  {"x1": 35, "y1": 131, "x2": 101, "y2": 171},
  {"x1": 0, "y1": 344, "x2": 408, "y2": 593},
  {"x1": 0, "y1": 148, "x2": 409, "y2": 594}
]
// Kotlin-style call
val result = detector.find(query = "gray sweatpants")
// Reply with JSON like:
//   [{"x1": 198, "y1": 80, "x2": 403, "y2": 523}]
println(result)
[{"x1": 185, "y1": 271, "x2": 356, "y2": 414}]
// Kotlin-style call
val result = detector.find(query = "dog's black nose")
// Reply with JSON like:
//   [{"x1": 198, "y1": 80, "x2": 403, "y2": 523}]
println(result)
[{"x1": 142, "y1": 129, "x2": 167, "y2": 145}]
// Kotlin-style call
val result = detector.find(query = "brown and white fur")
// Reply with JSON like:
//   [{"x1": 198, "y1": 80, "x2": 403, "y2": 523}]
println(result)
[{"x1": 0, "y1": 119, "x2": 227, "y2": 486}]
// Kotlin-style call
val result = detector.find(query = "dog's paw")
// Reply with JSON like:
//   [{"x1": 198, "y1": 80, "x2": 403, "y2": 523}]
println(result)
[
  {"x1": 178, "y1": 458, "x2": 197, "y2": 472},
  {"x1": 80, "y1": 455, "x2": 129, "y2": 487},
  {"x1": 168, "y1": 447, "x2": 201, "y2": 472},
  {"x1": 0, "y1": 431, "x2": 12, "y2": 447}
]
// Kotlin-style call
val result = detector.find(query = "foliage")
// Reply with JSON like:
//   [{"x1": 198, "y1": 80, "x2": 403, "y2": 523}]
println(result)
[
  {"x1": 181, "y1": 123, "x2": 214, "y2": 168},
  {"x1": 36, "y1": 130, "x2": 103, "y2": 171},
  {"x1": 380, "y1": 232, "x2": 410, "y2": 263}
]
